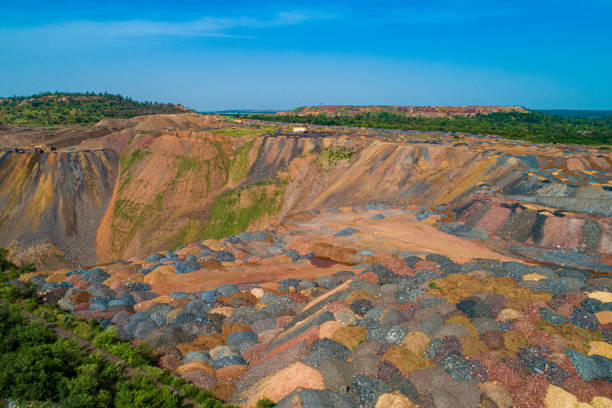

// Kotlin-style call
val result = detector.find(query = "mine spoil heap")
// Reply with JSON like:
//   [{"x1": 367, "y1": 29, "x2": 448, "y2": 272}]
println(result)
[{"x1": 4, "y1": 112, "x2": 612, "y2": 407}]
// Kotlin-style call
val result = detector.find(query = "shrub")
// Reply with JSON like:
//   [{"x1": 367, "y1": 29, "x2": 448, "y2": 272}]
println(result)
[
  {"x1": 0, "y1": 336, "x2": 83, "y2": 401},
  {"x1": 256, "y1": 398, "x2": 276, "y2": 408},
  {"x1": 93, "y1": 327, "x2": 155, "y2": 367},
  {"x1": 115, "y1": 375, "x2": 179, "y2": 408},
  {"x1": 319, "y1": 145, "x2": 355, "y2": 164}
]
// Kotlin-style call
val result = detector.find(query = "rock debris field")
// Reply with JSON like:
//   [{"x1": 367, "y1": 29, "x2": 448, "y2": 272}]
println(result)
[{"x1": 19, "y1": 206, "x2": 612, "y2": 408}]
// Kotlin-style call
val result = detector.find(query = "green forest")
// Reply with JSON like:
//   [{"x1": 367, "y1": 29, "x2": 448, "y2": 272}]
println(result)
[
  {"x1": 245, "y1": 111, "x2": 612, "y2": 145},
  {"x1": 0, "y1": 251, "x2": 249, "y2": 408},
  {"x1": 536, "y1": 109, "x2": 612, "y2": 119},
  {"x1": 0, "y1": 92, "x2": 190, "y2": 127}
]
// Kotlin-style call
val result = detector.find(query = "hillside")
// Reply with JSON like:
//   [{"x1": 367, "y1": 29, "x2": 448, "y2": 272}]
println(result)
[
  {"x1": 0, "y1": 92, "x2": 191, "y2": 127},
  {"x1": 283, "y1": 105, "x2": 529, "y2": 118}
]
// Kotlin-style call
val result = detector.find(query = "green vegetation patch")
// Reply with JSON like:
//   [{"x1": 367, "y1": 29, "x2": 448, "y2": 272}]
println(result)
[
  {"x1": 318, "y1": 145, "x2": 355, "y2": 165},
  {"x1": 119, "y1": 148, "x2": 151, "y2": 174},
  {"x1": 111, "y1": 199, "x2": 155, "y2": 254},
  {"x1": 256, "y1": 398, "x2": 276, "y2": 408},
  {"x1": 210, "y1": 125, "x2": 277, "y2": 137},
  {"x1": 93, "y1": 327, "x2": 156, "y2": 368},
  {"x1": 429, "y1": 281, "x2": 442, "y2": 290},
  {"x1": 167, "y1": 220, "x2": 207, "y2": 252},
  {"x1": 114, "y1": 376, "x2": 179, "y2": 408},
  {"x1": 0, "y1": 301, "x2": 175, "y2": 408},
  {"x1": 176, "y1": 156, "x2": 204, "y2": 179},
  {"x1": 537, "y1": 109, "x2": 612, "y2": 119},
  {"x1": 0, "y1": 92, "x2": 191, "y2": 127},
  {"x1": 228, "y1": 138, "x2": 256, "y2": 185},
  {"x1": 117, "y1": 146, "x2": 152, "y2": 194},
  {"x1": 204, "y1": 181, "x2": 286, "y2": 239},
  {"x1": 246, "y1": 111, "x2": 612, "y2": 145}
]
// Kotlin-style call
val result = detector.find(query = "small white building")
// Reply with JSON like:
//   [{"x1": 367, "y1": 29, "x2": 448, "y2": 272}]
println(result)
[{"x1": 292, "y1": 126, "x2": 308, "y2": 133}]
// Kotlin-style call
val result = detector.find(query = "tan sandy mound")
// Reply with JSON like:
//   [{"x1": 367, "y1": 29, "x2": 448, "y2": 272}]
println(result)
[{"x1": 143, "y1": 265, "x2": 177, "y2": 285}]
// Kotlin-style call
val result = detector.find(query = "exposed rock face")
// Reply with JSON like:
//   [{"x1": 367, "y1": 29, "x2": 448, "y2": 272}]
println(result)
[
  {"x1": 2, "y1": 114, "x2": 611, "y2": 270},
  {"x1": 95, "y1": 128, "x2": 329, "y2": 262},
  {"x1": 0, "y1": 149, "x2": 118, "y2": 266}
]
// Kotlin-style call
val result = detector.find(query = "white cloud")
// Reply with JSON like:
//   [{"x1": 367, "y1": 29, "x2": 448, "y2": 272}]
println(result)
[{"x1": 3, "y1": 10, "x2": 331, "y2": 39}]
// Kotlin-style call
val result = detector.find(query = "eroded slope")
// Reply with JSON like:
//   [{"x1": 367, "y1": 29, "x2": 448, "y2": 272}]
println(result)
[{"x1": 0, "y1": 149, "x2": 118, "y2": 266}]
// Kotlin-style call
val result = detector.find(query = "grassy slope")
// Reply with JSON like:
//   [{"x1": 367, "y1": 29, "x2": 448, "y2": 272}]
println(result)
[
  {"x1": 203, "y1": 181, "x2": 287, "y2": 239},
  {"x1": 107, "y1": 129, "x2": 287, "y2": 257}
]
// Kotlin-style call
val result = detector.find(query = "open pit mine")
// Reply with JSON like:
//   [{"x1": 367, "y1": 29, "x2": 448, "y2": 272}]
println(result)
[{"x1": 2, "y1": 113, "x2": 611, "y2": 407}]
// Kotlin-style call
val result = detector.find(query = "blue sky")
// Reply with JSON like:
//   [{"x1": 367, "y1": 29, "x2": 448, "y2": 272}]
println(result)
[{"x1": 1, "y1": 0, "x2": 611, "y2": 110}]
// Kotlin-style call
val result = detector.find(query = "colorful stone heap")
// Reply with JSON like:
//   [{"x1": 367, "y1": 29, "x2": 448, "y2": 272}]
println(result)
[{"x1": 26, "y1": 214, "x2": 611, "y2": 408}]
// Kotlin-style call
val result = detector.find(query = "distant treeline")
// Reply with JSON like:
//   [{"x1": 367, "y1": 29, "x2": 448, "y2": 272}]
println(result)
[
  {"x1": 536, "y1": 110, "x2": 612, "y2": 119},
  {"x1": 0, "y1": 92, "x2": 190, "y2": 127},
  {"x1": 245, "y1": 111, "x2": 612, "y2": 145}
]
